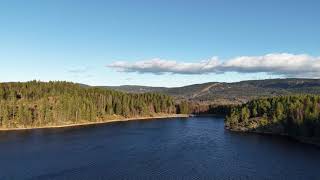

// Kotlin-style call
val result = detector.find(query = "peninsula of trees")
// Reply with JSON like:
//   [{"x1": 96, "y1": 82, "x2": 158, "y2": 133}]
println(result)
[
  {"x1": 0, "y1": 81, "x2": 185, "y2": 129},
  {"x1": 225, "y1": 95, "x2": 320, "y2": 144}
]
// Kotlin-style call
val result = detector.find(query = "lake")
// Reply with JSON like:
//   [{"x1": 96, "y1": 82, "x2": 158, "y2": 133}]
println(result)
[{"x1": 0, "y1": 116, "x2": 320, "y2": 180}]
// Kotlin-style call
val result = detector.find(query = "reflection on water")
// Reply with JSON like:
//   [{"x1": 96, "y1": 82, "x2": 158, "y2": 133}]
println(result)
[{"x1": 0, "y1": 117, "x2": 319, "y2": 180}]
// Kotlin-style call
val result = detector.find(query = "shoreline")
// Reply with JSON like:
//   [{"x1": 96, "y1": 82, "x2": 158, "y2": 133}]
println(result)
[
  {"x1": 225, "y1": 126, "x2": 320, "y2": 147},
  {"x1": 0, "y1": 114, "x2": 189, "y2": 132}
]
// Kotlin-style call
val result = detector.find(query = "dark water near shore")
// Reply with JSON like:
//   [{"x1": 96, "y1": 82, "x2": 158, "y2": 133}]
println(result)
[{"x1": 0, "y1": 117, "x2": 320, "y2": 180}]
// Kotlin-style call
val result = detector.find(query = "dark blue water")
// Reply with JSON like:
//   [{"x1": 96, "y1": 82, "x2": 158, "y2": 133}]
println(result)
[{"x1": 0, "y1": 117, "x2": 320, "y2": 180}]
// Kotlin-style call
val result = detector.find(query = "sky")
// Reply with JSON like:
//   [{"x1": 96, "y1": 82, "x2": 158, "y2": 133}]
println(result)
[{"x1": 1, "y1": 0, "x2": 320, "y2": 87}]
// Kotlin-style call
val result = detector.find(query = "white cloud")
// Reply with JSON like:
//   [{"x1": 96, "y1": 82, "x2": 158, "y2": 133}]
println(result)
[
  {"x1": 109, "y1": 57, "x2": 220, "y2": 74},
  {"x1": 108, "y1": 53, "x2": 320, "y2": 77}
]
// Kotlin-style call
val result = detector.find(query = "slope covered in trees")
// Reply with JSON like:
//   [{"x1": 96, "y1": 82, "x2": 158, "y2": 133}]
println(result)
[
  {"x1": 0, "y1": 81, "x2": 178, "y2": 129},
  {"x1": 225, "y1": 95, "x2": 320, "y2": 143},
  {"x1": 106, "y1": 78, "x2": 320, "y2": 104}
]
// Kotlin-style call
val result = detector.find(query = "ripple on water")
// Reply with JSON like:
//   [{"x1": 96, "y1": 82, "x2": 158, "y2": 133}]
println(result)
[{"x1": 0, "y1": 117, "x2": 319, "y2": 180}]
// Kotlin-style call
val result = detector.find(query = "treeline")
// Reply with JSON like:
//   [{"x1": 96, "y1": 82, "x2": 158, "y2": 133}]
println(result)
[
  {"x1": 176, "y1": 101, "x2": 232, "y2": 115},
  {"x1": 226, "y1": 95, "x2": 320, "y2": 138},
  {"x1": 0, "y1": 81, "x2": 177, "y2": 128}
]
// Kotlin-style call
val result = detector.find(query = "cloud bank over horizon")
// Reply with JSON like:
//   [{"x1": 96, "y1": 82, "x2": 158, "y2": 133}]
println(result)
[{"x1": 108, "y1": 53, "x2": 320, "y2": 78}]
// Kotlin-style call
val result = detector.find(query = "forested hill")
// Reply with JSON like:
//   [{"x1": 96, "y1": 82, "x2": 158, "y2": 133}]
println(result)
[
  {"x1": 0, "y1": 81, "x2": 179, "y2": 129},
  {"x1": 105, "y1": 78, "x2": 320, "y2": 104},
  {"x1": 225, "y1": 95, "x2": 320, "y2": 144}
]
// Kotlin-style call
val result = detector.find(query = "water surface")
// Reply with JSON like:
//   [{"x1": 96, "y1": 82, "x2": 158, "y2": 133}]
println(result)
[{"x1": 0, "y1": 117, "x2": 319, "y2": 180}]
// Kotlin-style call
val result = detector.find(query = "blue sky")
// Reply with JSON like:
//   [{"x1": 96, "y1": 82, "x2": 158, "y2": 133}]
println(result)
[{"x1": 1, "y1": 0, "x2": 320, "y2": 87}]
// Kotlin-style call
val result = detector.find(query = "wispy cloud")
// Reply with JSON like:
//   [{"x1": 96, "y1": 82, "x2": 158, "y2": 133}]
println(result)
[
  {"x1": 68, "y1": 66, "x2": 90, "y2": 74},
  {"x1": 68, "y1": 66, "x2": 94, "y2": 80},
  {"x1": 108, "y1": 53, "x2": 320, "y2": 77}
]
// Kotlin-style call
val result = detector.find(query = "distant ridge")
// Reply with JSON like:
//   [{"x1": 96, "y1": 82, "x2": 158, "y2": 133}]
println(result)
[
  {"x1": 102, "y1": 78, "x2": 320, "y2": 104},
  {"x1": 98, "y1": 85, "x2": 168, "y2": 94}
]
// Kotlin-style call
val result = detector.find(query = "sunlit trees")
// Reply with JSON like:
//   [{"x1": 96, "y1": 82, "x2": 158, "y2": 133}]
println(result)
[
  {"x1": 177, "y1": 101, "x2": 189, "y2": 114},
  {"x1": 240, "y1": 106, "x2": 250, "y2": 123},
  {"x1": 0, "y1": 81, "x2": 178, "y2": 128},
  {"x1": 226, "y1": 95, "x2": 320, "y2": 138}
]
